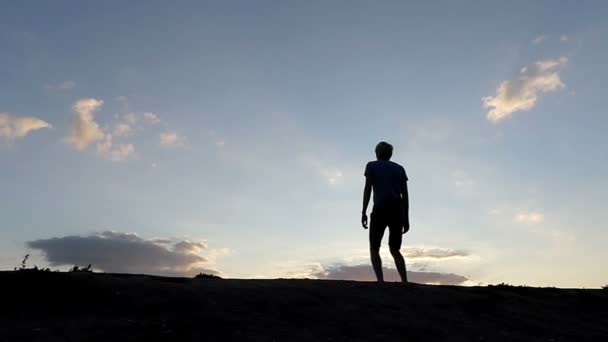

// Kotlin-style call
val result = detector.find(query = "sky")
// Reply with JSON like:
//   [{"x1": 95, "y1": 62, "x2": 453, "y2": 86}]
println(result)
[{"x1": 1, "y1": 1, "x2": 607, "y2": 287}]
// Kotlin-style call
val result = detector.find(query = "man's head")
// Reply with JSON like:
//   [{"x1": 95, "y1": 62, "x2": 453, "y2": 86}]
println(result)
[{"x1": 375, "y1": 141, "x2": 393, "y2": 161}]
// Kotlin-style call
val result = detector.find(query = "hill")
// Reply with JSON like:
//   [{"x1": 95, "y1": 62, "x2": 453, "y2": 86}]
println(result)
[{"x1": 1, "y1": 271, "x2": 607, "y2": 341}]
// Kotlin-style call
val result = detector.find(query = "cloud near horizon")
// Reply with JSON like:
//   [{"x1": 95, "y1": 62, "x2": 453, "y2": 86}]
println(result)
[
  {"x1": 312, "y1": 264, "x2": 469, "y2": 285},
  {"x1": 483, "y1": 57, "x2": 567, "y2": 123},
  {"x1": 403, "y1": 246, "x2": 470, "y2": 260},
  {"x1": 27, "y1": 231, "x2": 221, "y2": 277},
  {"x1": 0, "y1": 112, "x2": 51, "y2": 143}
]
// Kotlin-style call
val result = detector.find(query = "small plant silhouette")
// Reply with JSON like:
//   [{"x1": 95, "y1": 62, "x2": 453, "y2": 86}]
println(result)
[
  {"x1": 20, "y1": 254, "x2": 29, "y2": 270},
  {"x1": 194, "y1": 272, "x2": 222, "y2": 279},
  {"x1": 490, "y1": 282, "x2": 513, "y2": 288},
  {"x1": 69, "y1": 264, "x2": 93, "y2": 273},
  {"x1": 602, "y1": 285, "x2": 608, "y2": 291},
  {"x1": 14, "y1": 254, "x2": 52, "y2": 272}
]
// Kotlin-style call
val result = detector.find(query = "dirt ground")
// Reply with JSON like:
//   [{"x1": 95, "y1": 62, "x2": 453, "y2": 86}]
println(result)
[{"x1": 1, "y1": 271, "x2": 607, "y2": 341}]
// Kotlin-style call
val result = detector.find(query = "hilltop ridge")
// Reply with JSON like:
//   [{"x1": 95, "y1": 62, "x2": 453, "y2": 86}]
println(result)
[{"x1": 1, "y1": 271, "x2": 607, "y2": 341}]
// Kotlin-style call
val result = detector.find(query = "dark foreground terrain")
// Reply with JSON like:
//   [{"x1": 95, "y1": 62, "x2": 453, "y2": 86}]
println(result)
[{"x1": 1, "y1": 271, "x2": 607, "y2": 341}]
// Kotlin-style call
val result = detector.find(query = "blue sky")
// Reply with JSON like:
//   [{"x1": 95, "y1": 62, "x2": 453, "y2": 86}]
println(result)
[{"x1": 1, "y1": 1, "x2": 607, "y2": 286}]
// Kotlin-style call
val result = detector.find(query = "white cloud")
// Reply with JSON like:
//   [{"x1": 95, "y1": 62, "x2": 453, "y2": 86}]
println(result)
[
  {"x1": 160, "y1": 131, "x2": 186, "y2": 147},
  {"x1": 0, "y1": 112, "x2": 51, "y2": 142},
  {"x1": 303, "y1": 156, "x2": 345, "y2": 185},
  {"x1": 113, "y1": 123, "x2": 132, "y2": 137},
  {"x1": 96, "y1": 134, "x2": 135, "y2": 162},
  {"x1": 560, "y1": 35, "x2": 569, "y2": 42},
  {"x1": 27, "y1": 231, "x2": 222, "y2": 277},
  {"x1": 515, "y1": 211, "x2": 544, "y2": 224},
  {"x1": 143, "y1": 112, "x2": 160, "y2": 125},
  {"x1": 482, "y1": 57, "x2": 567, "y2": 123},
  {"x1": 67, "y1": 98, "x2": 105, "y2": 150},
  {"x1": 532, "y1": 35, "x2": 547, "y2": 45},
  {"x1": 207, "y1": 130, "x2": 226, "y2": 148},
  {"x1": 452, "y1": 170, "x2": 475, "y2": 189},
  {"x1": 45, "y1": 80, "x2": 76, "y2": 91},
  {"x1": 124, "y1": 112, "x2": 138, "y2": 125}
]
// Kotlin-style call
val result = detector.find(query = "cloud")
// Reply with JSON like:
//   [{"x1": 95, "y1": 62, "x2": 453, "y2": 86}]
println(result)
[
  {"x1": 96, "y1": 134, "x2": 135, "y2": 162},
  {"x1": 0, "y1": 112, "x2": 51, "y2": 142},
  {"x1": 67, "y1": 98, "x2": 105, "y2": 150},
  {"x1": 45, "y1": 80, "x2": 75, "y2": 91},
  {"x1": 312, "y1": 264, "x2": 469, "y2": 285},
  {"x1": 404, "y1": 246, "x2": 470, "y2": 260},
  {"x1": 122, "y1": 112, "x2": 161, "y2": 126},
  {"x1": 27, "y1": 231, "x2": 221, "y2": 277},
  {"x1": 482, "y1": 57, "x2": 567, "y2": 123},
  {"x1": 113, "y1": 123, "x2": 132, "y2": 137},
  {"x1": 515, "y1": 211, "x2": 544, "y2": 224},
  {"x1": 160, "y1": 131, "x2": 186, "y2": 147},
  {"x1": 143, "y1": 112, "x2": 160, "y2": 125},
  {"x1": 302, "y1": 156, "x2": 345, "y2": 185},
  {"x1": 560, "y1": 35, "x2": 569, "y2": 42},
  {"x1": 207, "y1": 130, "x2": 226, "y2": 148},
  {"x1": 532, "y1": 35, "x2": 547, "y2": 45},
  {"x1": 451, "y1": 170, "x2": 475, "y2": 191}
]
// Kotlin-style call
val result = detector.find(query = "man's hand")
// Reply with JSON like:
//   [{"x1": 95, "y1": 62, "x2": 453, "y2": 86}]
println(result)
[
  {"x1": 402, "y1": 220, "x2": 410, "y2": 234},
  {"x1": 361, "y1": 213, "x2": 368, "y2": 229}
]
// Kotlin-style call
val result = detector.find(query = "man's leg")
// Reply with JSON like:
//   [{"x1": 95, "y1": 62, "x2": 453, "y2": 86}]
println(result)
[
  {"x1": 388, "y1": 213, "x2": 408, "y2": 283},
  {"x1": 369, "y1": 211, "x2": 386, "y2": 282},
  {"x1": 390, "y1": 248, "x2": 408, "y2": 283},
  {"x1": 370, "y1": 247, "x2": 384, "y2": 282}
]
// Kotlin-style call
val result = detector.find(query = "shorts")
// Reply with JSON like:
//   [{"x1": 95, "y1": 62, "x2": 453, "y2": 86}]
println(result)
[{"x1": 369, "y1": 202, "x2": 403, "y2": 251}]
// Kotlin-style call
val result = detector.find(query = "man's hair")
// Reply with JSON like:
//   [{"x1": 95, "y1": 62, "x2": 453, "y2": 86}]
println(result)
[{"x1": 375, "y1": 141, "x2": 393, "y2": 161}]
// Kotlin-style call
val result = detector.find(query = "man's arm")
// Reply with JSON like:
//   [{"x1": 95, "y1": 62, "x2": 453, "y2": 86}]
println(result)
[
  {"x1": 361, "y1": 177, "x2": 372, "y2": 229},
  {"x1": 400, "y1": 179, "x2": 410, "y2": 233}
]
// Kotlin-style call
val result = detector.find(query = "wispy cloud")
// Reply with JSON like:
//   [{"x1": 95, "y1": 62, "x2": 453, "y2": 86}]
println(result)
[
  {"x1": 483, "y1": 57, "x2": 567, "y2": 123},
  {"x1": 96, "y1": 134, "x2": 135, "y2": 162},
  {"x1": 532, "y1": 35, "x2": 547, "y2": 45},
  {"x1": 160, "y1": 131, "x2": 186, "y2": 147},
  {"x1": 515, "y1": 211, "x2": 544, "y2": 224},
  {"x1": 0, "y1": 112, "x2": 51, "y2": 143},
  {"x1": 113, "y1": 123, "x2": 132, "y2": 137},
  {"x1": 44, "y1": 80, "x2": 76, "y2": 91},
  {"x1": 301, "y1": 156, "x2": 346, "y2": 186},
  {"x1": 143, "y1": 112, "x2": 160, "y2": 125},
  {"x1": 27, "y1": 231, "x2": 223, "y2": 277}
]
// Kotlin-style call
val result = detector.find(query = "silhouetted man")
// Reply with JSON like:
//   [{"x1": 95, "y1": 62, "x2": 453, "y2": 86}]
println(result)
[{"x1": 361, "y1": 141, "x2": 409, "y2": 283}]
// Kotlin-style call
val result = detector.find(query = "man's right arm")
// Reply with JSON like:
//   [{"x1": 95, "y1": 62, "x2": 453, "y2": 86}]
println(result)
[{"x1": 400, "y1": 177, "x2": 410, "y2": 233}]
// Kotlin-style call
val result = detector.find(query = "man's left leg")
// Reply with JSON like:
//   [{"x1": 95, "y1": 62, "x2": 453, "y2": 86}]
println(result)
[{"x1": 388, "y1": 221, "x2": 408, "y2": 283}]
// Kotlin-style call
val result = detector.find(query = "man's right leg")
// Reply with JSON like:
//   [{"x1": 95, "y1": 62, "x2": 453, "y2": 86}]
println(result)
[
  {"x1": 370, "y1": 247, "x2": 384, "y2": 282},
  {"x1": 390, "y1": 248, "x2": 408, "y2": 283},
  {"x1": 369, "y1": 211, "x2": 386, "y2": 282}
]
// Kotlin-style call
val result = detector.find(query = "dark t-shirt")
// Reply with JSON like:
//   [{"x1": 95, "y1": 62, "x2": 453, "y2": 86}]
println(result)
[{"x1": 364, "y1": 160, "x2": 408, "y2": 210}]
